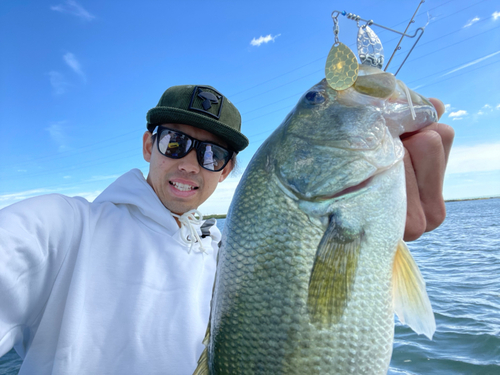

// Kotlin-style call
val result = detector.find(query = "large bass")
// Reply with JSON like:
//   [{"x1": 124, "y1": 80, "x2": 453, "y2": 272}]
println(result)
[{"x1": 195, "y1": 65, "x2": 437, "y2": 374}]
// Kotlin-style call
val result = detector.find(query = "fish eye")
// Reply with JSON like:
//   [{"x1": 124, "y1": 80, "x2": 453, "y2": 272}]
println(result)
[{"x1": 305, "y1": 90, "x2": 325, "y2": 104}]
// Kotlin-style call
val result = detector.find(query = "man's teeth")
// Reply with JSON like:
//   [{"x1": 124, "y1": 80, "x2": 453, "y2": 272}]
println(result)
[{"x1": 171, "y1": 181, "x2": 196, "y2": 191}]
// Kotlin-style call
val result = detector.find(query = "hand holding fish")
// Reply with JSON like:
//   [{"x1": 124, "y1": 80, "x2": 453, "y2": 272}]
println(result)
[{"x1": 402, "y1": 98, "x2": 455, "y2": 241}]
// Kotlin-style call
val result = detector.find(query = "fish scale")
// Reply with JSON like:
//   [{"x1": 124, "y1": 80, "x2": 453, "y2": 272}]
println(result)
[{"x1": 196, "y1": 69, "x2": 437, "y2": 374}]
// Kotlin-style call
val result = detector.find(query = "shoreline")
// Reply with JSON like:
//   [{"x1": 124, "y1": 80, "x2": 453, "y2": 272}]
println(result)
[
  {"x1": 445, "y1": 196, "x2": 500, "y2": 203},
  {"x1": 204, "y1": 196, "x2": 500, "y2": 219},
  {"x1": 203, "y1": 213, "x2": 228, "y2": 219}
]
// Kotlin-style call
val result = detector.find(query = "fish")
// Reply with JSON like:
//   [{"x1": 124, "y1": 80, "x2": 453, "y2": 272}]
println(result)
[{"x1": 194, "y1": 65, "x2": 438, "y2": 375}]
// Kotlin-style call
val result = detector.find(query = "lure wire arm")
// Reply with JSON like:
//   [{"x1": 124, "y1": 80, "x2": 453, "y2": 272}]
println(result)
[{"x1": 331, "y1": 0, "x2": 426, "y2": 76}]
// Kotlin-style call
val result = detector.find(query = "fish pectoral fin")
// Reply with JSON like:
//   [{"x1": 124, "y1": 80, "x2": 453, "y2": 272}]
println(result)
[
  {"x1": 307, "y1": 216, "x2": 363, "y2": 326},
  {"x1": 392, "y1": 240, "x2": 436, "y2": 339}
]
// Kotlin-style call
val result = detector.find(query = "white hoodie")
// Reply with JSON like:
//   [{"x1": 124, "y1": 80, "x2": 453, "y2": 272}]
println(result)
[{"x1": 0, "y1": 169, "x2": 221, "y2": 374}]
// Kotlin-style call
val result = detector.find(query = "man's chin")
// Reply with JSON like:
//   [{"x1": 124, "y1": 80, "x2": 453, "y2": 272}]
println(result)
[{"x1": 162, "y1": 200, "x2": 198, "y2": 216}]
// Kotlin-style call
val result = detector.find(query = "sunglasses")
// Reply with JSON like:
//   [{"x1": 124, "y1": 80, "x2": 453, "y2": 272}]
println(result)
[{"x1": 152, "y1": 126, "x2": 234, "y2": 172}]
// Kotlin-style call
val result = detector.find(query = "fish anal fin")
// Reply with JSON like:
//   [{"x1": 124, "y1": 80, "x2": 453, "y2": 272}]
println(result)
[
  {"x1": 392, "y1": 240, "x2": 436, "y2": 339},
  {"x1": 307, "y1": 217, "x2": 362, "y2": 326}
]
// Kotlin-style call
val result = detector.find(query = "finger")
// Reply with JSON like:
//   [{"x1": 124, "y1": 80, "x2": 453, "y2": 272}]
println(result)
[
  {"x1": 404, "y1": 150, "x2": 426, "y2": 241},
  {"x1": 428, "y1": 98, "x2": 445, "y2": 120},
  {"x1": 403, "y1": 130, "x2": 447, "y2": 234},
  {"x1": 410, "y1": 122, "x2": 455, "y2": 165}
]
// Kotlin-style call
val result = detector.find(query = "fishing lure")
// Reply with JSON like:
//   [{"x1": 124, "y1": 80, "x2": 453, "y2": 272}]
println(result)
[
  {"x1": 325, "y1": 1, "x2": 427, "y2": 91},
  {"x1": 324, "y1": 12, "x2": 359, "y2": 91}
]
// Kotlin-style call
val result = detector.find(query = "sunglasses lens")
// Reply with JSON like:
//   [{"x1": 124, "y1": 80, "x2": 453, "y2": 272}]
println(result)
[
  {"x1": 156, "y1": 127, "x2": 232, "y2": 172},
  {"x1": 199, "y1": 143, "x2": 231, "y2": 171},
  {"x1": 158, "y1": 130, "x2": 192, "y2": 157}
]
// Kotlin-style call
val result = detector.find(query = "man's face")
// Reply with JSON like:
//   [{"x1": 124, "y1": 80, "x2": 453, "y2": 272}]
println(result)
[{"x1": 143, "y1": 123, "x2": 233, "y2": 215}]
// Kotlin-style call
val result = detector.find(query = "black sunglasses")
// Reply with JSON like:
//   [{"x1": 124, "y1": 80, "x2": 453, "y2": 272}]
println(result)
[{"x1": 152, "y1": 126, "x2": 234, "y2": 172}]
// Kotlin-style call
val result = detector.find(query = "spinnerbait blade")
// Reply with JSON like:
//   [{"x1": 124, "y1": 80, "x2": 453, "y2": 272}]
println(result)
[
  {"x1": 325, "y1": 43, "x2": 359, "y2": 91},
  {"x1": 357, "y1": 25, "x2": 384, "y2": 69}
]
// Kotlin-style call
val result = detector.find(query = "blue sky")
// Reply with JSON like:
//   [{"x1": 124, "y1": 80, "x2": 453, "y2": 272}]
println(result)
[{"x1": 1, "y1": 0, "x2": 499, "y2": 214}]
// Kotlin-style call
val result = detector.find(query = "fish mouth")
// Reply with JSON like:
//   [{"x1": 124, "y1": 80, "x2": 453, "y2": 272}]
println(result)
[
  {"x1": 276, "y1": 173, "x2": 376, "y2": 203},
  {"x1": 318, "y1": 176, "x2": 374, "y2": 200},
  {"x1": 291, "y1": 162, "x2": 400, "y2": 202},
  {"x1": 276, "y1": 160, "x2": 402, "y2": 203},
  {"x1": 316, "y1": 158, "x2": 404, "y2": 201}
]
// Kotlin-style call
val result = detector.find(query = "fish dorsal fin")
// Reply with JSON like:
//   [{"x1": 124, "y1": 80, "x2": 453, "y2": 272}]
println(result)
[
  {"x1": 307, "y1": 216, "x2": 363, "y2": 326},
  {"x1": 392, "y1": 240, "x2": 436, "y2": 339}
]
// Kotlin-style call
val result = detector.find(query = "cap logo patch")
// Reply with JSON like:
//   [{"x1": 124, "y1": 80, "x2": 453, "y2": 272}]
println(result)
[{"x1": 189, "y1": 86, "x2": 224, "y2": 119}]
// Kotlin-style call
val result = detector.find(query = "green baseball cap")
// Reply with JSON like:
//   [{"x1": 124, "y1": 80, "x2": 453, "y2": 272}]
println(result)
[{"x1": 146, "y1": 85, "x2": 249, "y2": 152}]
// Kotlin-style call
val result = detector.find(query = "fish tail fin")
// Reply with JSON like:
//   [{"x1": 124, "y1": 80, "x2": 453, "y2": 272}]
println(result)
[{"x1": 392, "y1": 240, "x2": 436, "y2": 339}]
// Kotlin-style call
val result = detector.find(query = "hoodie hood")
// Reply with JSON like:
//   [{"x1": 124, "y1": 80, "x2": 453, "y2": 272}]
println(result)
[
  {"x1": 94, "y1": 169, "x2": 177, "y2": 230},
  {"x1": 93, "y1": 169, "x2": 221, "y2": 250}
]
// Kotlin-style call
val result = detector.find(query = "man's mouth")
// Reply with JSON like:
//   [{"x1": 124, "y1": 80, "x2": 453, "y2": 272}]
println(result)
[{"x1": 169, "y1": 181, "x2": 199, "y2": 191}]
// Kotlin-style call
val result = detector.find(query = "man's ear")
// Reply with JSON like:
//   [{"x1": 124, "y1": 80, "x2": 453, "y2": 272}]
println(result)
[
  {"x1": 143, "y1": 131, "x2": 153, "y2": 162},
  {"x1": 218, "y1": 160, "x2": 234, "y2": 183}
]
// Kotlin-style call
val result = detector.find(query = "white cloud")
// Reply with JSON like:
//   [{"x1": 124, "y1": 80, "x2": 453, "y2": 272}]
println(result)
[
  {"x1": 0, "y1": 188, "x2": 51, "y2": 202},
  {"x1": 464, "y1": 17, "x2": 480, "y2": 28},
  {"x1": 441, "y1": 50, "x2": 500, "y2": 77},
  {"x1": 49, "y1": 53, "x2": 85, "y2": 93},
  {"x1": 493, "y1": 11, "x2": 500, "y2": 20},
  {"x1": 48, "y1": 71, "x2": 69, "y2": 95},
  {"x1": 497, "y1": 104, "x2": 500, "y2": 110},
  {"x1": 0, "y1": 188, "x2": 102, "y2": 209},
  {"x1": 63, "y1": 52, "x2": 85, "y2": 80},
  {"x1": 447, "y1": 142, "x2": 500, "y2": 174},
  {"x1": 449, "y1": 110, "x2": 468, "y2": 117},
  {"x1": 0, "y1": 188, "x2": 59, "y2": 209},
  {"x1": 444, "y1": 104, "x2": 452, "y2": 113},
  {"x1": 250, "y1": 34, "x2": 281, "y2": 47},
  {"x1": 46, "y1": 121, "x2": 69, "y2": 151},
  {"x1": 478, "y1": 104, "x2": 494, "y2": 115},
  {"x1": 444, "y1": 170, "x2": 500, "y2": 200},
  {"x1": 51, "y1": 0, "x2": 95, "y2": 21}
]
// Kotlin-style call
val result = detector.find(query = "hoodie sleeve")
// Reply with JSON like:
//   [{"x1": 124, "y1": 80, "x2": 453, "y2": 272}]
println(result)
[{"x1": 0, "y1": 194, "x2": 87, "y2": 358}]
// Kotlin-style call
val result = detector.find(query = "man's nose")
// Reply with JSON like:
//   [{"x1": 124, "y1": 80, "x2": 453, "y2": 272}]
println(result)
[{"x1": 178, "y1": 149, "x2": 200, "y2": 173}]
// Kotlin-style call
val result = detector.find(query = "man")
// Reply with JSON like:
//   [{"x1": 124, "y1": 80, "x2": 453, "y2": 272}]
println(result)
[{"x1": 0, "y1": 84, "x2": 452, "y2": 374}]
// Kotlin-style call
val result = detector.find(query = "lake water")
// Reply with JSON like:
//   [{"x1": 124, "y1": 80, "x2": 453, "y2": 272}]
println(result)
[{"x1": 1, "y1": 199, "x2": 499, "y2": 374}]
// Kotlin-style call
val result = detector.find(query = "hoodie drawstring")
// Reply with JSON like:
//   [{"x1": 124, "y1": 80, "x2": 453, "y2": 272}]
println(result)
[{"x1": 171, "y1": 209, "x2": 207, "y2": 254}]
